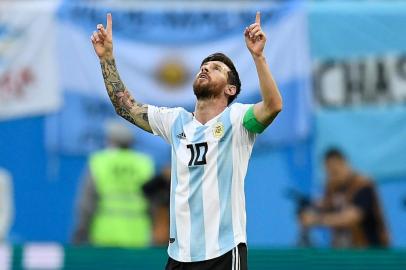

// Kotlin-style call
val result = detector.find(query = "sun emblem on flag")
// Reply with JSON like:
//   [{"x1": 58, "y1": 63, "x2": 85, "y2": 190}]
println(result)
[
  {"x1": 213, "y1": 122, "x2": 225, "y2": 139},
  {"x1": 155, "y1": 58, "x2": 188, "y2": 88}
]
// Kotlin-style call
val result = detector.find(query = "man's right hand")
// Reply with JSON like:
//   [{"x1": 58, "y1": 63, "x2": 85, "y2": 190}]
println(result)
[{"x1": 91, "y1": 13, "x2": 113, "y2": 60}]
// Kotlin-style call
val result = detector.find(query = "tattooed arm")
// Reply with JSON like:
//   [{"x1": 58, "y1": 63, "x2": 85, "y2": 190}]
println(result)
[
  {"x1": 91, "y1": 13, "x2": 152, "y2": 133},
  {"x1": 100, "y1": 58, "x2": 152, "y2": 132}
]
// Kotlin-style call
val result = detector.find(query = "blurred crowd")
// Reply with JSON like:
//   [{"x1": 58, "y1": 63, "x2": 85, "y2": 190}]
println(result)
[
  {"x1": 0, "y1": 119, "x2": 391, "y2": 249},
  {"x1": 5, "y1": 120, "x2": 382, "y2": 249},
  {"x1": 0, "y1": 121, "x2": 390, "y2": 248}
]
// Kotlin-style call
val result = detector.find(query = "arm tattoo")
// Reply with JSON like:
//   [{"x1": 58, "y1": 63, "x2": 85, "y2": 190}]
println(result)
[{"x1": 100, "y1": 58, "x2": 152, "y2": 133}]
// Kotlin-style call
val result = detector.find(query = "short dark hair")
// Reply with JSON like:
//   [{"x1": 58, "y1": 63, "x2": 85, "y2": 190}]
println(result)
[
  {"x1": 324, "y1": 147, "x2": 346, "y2": 161},
  {"x1": 201, "y1": 52, "x2": 241, "y2": 105}
]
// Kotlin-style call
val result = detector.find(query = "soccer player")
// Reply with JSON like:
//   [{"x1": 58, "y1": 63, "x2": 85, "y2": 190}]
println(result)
[{"x1": 91, "y1": 11, "x2": 282, "y2": 270}]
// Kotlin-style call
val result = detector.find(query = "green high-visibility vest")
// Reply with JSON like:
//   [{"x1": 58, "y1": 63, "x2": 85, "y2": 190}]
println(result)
[{"x1": 89, "y1": 149, "x2": 154, "y2": 247}]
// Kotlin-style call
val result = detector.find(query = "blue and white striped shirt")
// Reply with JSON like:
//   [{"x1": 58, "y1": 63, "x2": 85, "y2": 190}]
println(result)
[{"x1": 148, "y1": 103, "x2": 256, "y2": 262}]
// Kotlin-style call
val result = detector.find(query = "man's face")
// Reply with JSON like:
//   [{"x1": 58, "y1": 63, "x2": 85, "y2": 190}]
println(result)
[
  {"x1": 325, "y1": 157, "x2": 351, "y2": 185},
  {"x1": 193, "y1": 61, "x2": 231, "y2": 100}
]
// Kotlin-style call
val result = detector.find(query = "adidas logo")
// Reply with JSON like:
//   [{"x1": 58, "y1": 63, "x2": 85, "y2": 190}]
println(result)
[{"x1": 176, "y1": 132, "x2": 187, "y2": 140}]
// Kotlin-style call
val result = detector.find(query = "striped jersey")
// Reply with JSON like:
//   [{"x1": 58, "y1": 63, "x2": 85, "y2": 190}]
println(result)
[{"x1": 148, "y1": 103, "x2": 257, "y2": 262}]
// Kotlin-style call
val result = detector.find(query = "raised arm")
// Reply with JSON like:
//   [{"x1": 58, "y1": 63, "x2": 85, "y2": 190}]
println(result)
[
  {"x1": 245, "y1": 12, "x2": 283, "y2": 127},
  {"x1": 91, "y1": 13, "x2": 152, "y2": 133}
]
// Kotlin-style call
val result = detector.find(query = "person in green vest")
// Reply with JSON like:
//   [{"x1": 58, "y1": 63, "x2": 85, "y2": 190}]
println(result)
[{"x1": 73, "y1": 120, "x2": 155, "y2": 247}]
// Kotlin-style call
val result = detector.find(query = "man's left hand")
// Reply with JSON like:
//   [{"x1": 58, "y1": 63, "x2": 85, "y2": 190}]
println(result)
[{"x1": 244, "y1": 11, "x2": 267, "y2": 58}]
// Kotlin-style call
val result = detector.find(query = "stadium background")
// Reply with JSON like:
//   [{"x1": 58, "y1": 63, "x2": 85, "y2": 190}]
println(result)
[{"x1": 0, "y1": 0, "x2": 406, "y2": 269}]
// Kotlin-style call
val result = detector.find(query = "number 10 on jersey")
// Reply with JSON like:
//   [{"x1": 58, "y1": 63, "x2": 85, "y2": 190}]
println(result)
[{"x1": 187, "y1": 142, "x2": 208, "y2": 166}]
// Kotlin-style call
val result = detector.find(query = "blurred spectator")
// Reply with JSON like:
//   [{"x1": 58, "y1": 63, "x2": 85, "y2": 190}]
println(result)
[
  {"x1": 0, "y1": 168, "x2": 13, "y2": 242},
  {"x1": 300, "y1": 148, "x2": 389, "y2": 248},
  {"x1": 142, "y1": 165, "x2": 171, "y2": 246},
  {"x1": 72, "y1": 120, "x2": 155, "y2": 247}
]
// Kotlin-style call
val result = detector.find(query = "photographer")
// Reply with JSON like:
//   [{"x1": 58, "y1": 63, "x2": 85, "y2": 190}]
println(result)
[{"x1": 300, "y1": 148, "x2": 389, "y2": 248}]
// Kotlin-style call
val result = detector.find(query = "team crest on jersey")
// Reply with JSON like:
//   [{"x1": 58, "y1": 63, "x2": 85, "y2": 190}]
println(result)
[{"x1": 213, "y1": 122, "x2": 225, "y2": 139}]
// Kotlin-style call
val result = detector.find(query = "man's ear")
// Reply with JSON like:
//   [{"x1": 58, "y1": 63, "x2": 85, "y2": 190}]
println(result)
[{"x1": 225, "y1": 85, "x2": 237, "y2": 96}]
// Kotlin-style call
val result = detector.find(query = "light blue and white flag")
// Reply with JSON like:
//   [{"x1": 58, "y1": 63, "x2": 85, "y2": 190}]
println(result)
[
  {"x1": 47, "y1": 0, "x2": 312, "y2": 155},
  {"x1": 0, "y1": 1, "x2": 61, "y2": 120}
]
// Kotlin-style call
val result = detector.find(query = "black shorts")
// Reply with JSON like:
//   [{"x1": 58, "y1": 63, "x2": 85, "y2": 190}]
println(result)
[{"x1": 165, "y1": 243, "x2": 247, "y2": 270}]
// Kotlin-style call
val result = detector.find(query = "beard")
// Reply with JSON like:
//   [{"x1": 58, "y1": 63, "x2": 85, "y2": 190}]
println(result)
[{"x1": 193, "y1": 78, "x2": 221, "y2": 100}]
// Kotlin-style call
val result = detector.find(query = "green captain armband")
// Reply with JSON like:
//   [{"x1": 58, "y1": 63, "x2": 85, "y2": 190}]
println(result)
[{"x1": 243, "y1": 105, "x2": 266, "y2": 134}]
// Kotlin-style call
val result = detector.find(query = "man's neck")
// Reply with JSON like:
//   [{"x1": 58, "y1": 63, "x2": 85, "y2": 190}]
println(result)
[{"x1": 194, "y1": 97, "x2": 228, "y2": 125}]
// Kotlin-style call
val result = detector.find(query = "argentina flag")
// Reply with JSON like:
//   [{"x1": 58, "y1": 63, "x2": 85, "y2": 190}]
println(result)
[
  {"x1": 0, "y1": 1, "x2": 61, "y2": 120},
  {"x1": 47, "y1": 0, "x2": 311, "y2": 156}
]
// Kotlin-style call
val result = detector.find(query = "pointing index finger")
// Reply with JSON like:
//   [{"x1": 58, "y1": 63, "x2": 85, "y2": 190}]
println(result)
[
  {"x1": 106, "y1": 13, "x2": 112, "y2": 33},
  {"x1": 255, "y1": 11, "x2": 261, "y2": 25}
]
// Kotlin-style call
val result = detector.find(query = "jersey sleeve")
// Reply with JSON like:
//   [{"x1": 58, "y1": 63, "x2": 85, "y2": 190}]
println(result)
[
  {"x1": 230, "y1": 103, "x2": 257, "y2": 145},
  {"x1": 148, "y1": 105, "x2": 180, "y2": 144}
]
